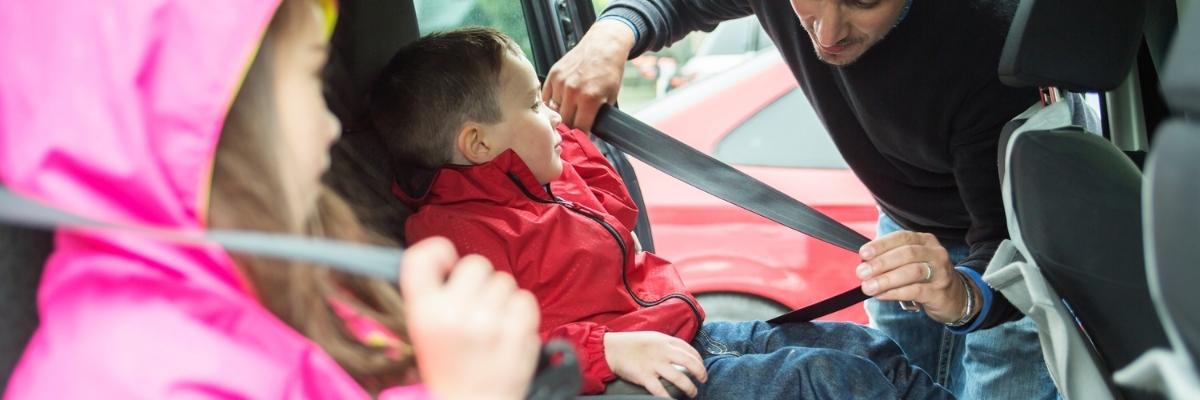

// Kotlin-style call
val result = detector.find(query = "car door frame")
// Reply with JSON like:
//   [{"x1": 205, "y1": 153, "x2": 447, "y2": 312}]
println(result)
[{"x1": 519, "y1": 0, "x2": 657, "y2": 252}]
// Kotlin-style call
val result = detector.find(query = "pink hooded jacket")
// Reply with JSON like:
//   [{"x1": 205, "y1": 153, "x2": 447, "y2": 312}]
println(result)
[{"x1": 0, "y1": 0, "x2": 428, "y2": 398}]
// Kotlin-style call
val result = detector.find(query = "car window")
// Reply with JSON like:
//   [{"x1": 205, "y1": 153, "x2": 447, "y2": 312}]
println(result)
[
  {"x1": 618, "y1": 16, "x2": 772, "y2": 111},
  {"x1": 695, "y1": 16, "x2": 757, "y2": 56},
  {"x1": 712, "y1": 89, "x2": 848, "y2": 169},
  {"x1": 414, "y1": 0, "x2": 534, "y2": 59}
]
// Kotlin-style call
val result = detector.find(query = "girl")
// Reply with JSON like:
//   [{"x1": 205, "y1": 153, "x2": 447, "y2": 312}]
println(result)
[{"x1": 0, "y1": 0, "x2": 539, "y2": 398}]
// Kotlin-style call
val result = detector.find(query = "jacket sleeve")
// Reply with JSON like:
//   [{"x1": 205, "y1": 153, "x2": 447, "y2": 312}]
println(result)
[
  {"x1": 406, "y1": 212, "x2": 618, "y2": 394},
  {"x1": 556, "y1": 125, "x2": 640, "y2": 229},
  {"x1": 601, "y1": 0, "x2": 755, "y2": 57},
  {"x1": 5, "y1": 277, "x2": 380, "y2": 399},
  {"x1": 542, "y1": 322, "x2": 615, "y2": 394}
]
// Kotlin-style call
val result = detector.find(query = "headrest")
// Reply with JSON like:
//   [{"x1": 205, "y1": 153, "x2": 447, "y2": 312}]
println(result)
[
  {"x1": 326, "y1": 0, "x2": 420, "y2": 129},
  {"x1": 1161, "y1": 3, "x2": 1200, "y2": 113},
  {"x1": 999, "y1": 0, "x2": 1146, "y2": 92}
]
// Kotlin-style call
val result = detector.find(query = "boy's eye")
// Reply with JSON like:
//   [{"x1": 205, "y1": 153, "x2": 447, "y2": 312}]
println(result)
[
  {"x1": 531, "y1": 100, "x2": 542, "y2": 111},
  {"x1": 846, "y1": 0, "x2": 880, "y2": 8}
]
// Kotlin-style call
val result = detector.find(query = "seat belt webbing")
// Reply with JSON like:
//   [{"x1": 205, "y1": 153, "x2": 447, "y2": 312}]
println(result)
[
  {"x1": 592, "y1": 105, "x2": 870, "y2": 323},
  {"x1": 0, "y1": 187, "x2": 403, "y2": 282}
]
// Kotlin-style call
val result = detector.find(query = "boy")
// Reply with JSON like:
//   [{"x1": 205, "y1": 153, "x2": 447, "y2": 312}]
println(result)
[{"x1": 369, "y1": 27, "x2": 950, "y2": 399}]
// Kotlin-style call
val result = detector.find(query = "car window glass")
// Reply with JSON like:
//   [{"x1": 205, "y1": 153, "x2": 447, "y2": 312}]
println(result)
[
  {"x1": 617, "y1": 16, "x2": 766, "y2": 111},
  {"x1": 712, "y1": 89, "x2": 848, "y2": 169},
  {"x1": 414, "y1": 0, "x2": 534, "y2": 59}
]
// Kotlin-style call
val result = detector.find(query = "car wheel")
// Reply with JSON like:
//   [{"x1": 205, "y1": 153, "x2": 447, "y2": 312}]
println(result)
[{"x1": 696, "y1": 293, "x2": 789, "y2": 322}]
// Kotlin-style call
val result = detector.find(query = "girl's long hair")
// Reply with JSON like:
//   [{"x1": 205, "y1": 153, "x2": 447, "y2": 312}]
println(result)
[{"x1": 208, "y1": 0, "x2": 414, "y2": 393}]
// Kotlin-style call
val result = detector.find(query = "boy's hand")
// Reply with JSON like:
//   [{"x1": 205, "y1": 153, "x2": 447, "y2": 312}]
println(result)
[
  {"x1": 603, "y1": 331, "x2": 708, "y2": 398},
  {"x1": 402, "y1": 237, "x2": 542, "y2": 400}
]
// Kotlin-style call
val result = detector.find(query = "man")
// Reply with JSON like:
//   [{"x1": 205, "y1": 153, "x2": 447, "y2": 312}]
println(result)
[{"x1": 542, "y1": 0, "x2": 1056, "y2": 398}]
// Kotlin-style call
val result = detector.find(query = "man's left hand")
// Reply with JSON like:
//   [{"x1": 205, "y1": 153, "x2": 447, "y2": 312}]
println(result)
[{"x1": 856, "y1": 230, "x2": 970, "y2": 324}]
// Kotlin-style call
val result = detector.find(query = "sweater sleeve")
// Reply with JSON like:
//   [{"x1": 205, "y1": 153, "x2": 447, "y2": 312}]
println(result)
[
  {"x1": 600, "y1": 0, "x2": 755, "y2": 57},
  {"x1": 947, "y1": 78, "x2": 1038, "y2": 331}
]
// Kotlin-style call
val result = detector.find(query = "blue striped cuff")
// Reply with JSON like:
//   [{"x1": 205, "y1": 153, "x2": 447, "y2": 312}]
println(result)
[
  {"x1": 947, "y1": 266, "x2": 993, "y2": 334},
  {"x1": 597, "y1": 14, "x2": 640, "y2": 43}
]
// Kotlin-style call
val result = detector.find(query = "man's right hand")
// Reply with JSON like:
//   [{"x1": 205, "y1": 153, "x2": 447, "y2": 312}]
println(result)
[
  {"x1": 542, "y1": 19, "x2": 637, "y2": 132},
  {"x1": 603, "y1": 331, "x2": 709, "y2": 399}
]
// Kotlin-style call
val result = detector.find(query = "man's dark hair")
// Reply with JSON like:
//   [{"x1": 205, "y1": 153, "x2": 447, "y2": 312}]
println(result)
[{"x1": 367, "y1": 27, "x2": 521, "y2": 169}]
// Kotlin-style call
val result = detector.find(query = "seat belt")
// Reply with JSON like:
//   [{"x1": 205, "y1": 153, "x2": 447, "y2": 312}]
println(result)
[
  {"x1": 0, "y1": 187, "x2": 581, "y2": 399},
  {"x1": 0, "y1": 187, "x2": 403, "y2": 281},
  {"x1": 592, "y1": 105, "x2": 870, "y2": 324}
]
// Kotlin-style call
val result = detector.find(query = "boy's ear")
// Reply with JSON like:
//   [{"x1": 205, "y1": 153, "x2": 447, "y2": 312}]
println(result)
[{"x1": 456, "y1": 122, "x2": 492, "y2": 164}]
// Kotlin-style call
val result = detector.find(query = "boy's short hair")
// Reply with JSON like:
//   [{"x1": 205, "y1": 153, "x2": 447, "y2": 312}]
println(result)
[{"x1": 368, "y1": 27, "x2": 522, "y2": 170}]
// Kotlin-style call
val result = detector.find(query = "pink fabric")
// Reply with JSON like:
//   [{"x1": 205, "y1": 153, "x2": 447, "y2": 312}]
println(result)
[{"x1": 0, "y1": 1, "x2": 428, "y2": 398}]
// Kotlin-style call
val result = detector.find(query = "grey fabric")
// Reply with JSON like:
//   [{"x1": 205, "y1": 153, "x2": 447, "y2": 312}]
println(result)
[
  {"x1": 1114, "y1": 122, "x2": 1200, "y2": 398},
  {"x1": 993, "y1": 99, "x2": 1170, "y2": 400},
  {"x1": 991, "y1": 100, "x2": 1117, "y2": 400},
  {"x1": 999, "y1": 0, "x2": 1146, "y2": 91},
  {"x1": 0, "y1": 188, "x2": 404, "y2": 282},
  {"x1": 0, "y1": 220, "x2": 50, "y2": 394},
  {"x1": 1161, "y1": 2, "x2": 1200, "y2": 114},
  {"x1": 1142, "y1": 122, "x2": 1200, "y2": 369},
  {"x1": 1007, "y1": 127, "x2": 1168, "y2": 371},
  {"x1": 984, "y1": 240, "x2": 1115, "y2": 400}
]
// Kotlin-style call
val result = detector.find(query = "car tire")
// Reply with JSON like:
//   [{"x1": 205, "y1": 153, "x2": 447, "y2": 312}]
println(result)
[{"x1": 696, "y1": 293, "x2": 789, "y2": 322}]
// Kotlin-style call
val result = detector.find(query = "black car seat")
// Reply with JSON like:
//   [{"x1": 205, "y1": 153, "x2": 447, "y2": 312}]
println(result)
[
  {"x1": 1115, "y1": 2, "x2": 1200, "y2": 398},
  {"x1": 322, "y1": 0, "x2": 419, "y2": 242},
  {"x1": 981, "y1": 0, "x2": 1171, "y2": 399},
  {"x1": 321, "y1": 1, "x2": 670, "y2": 398},
  {"x1": 0, "y1": 199, "x2": 52, "y2": 395}
]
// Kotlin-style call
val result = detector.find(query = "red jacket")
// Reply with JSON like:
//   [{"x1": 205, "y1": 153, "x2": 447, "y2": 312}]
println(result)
[{"x1": 397, "y1": 125, "x2": 704, "y2": 394}]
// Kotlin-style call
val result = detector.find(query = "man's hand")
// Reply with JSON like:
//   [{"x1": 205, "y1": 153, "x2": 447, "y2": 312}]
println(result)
[
  {"x1": 603, "y1": 331, "x2": 708, "y2": 398},
  {"x1": 542, "y1": 19, "x2": 636, "y2": 132},
  {"x1": 856, "y1": 231, "x2": 981, "y2": 324},
  {"x1": 401, "y1": 237, "x2": 542, "y2": 400}
]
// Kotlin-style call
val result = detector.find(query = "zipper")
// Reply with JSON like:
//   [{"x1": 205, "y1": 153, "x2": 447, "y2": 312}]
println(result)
[{"x1": 506, "y1": 173, "x2": 704, "y2": 325}]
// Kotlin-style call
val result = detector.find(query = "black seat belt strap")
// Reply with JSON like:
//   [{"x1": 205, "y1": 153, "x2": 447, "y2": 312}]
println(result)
[{"x1": 592, "y1": 105, "x2": 870, "y2": 323}]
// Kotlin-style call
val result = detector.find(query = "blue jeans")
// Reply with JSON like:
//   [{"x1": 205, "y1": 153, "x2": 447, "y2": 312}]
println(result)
[
  {"x1": 866, "y1": 214, "x2": 1058, "y2": 399},
  {"x1": 692, "y1": 321, "x2": 953, "y2": 399}
]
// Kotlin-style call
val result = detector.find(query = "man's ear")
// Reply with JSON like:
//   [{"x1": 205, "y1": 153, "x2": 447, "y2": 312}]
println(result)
[{"x1": 456, "y1": 122, "x2": 493, "y2": 164}]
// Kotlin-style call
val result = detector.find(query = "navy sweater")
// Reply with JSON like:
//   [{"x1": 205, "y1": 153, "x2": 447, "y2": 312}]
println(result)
[{"x1": 603, "y1": 0, "x2": 1036, "y2": 329}]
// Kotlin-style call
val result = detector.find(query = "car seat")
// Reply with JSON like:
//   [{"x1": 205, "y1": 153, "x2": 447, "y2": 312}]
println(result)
[
  {"x1": 1114, "y1": 2, "x2": 1200, "y2": 398},
  {"x1": 982, "y1": 0, "x2": 1171, "y2": 399},
  {"x1": 0, "y1": 190, "x2": 52, "y2": 395},
  {"x1": 320, "y1": 1, "x2": 671, "y2": 398}
]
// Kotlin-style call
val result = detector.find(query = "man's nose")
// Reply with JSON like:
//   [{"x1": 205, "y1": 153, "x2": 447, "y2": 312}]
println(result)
[{"x1": 814, "y1": 4, "x2": 850, "y2": 47}]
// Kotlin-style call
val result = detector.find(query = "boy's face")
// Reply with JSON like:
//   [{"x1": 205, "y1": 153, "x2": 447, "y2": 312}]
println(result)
[{"x1": 482, "y1": 50, "x2": 565, "y2": 184}]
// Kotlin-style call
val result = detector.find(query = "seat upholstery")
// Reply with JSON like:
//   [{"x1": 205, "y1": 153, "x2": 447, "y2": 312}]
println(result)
[{"x1": 0, "y1": 196, "x2": 52, "y2": 393}]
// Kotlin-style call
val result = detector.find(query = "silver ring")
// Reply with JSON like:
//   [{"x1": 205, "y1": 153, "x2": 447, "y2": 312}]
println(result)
[
  {"x1": 899, "y1": 300, "x2": 922, "y2": 312},
  {"x1": 921, "y1": 261, "x2": 934, "y2": 283}
]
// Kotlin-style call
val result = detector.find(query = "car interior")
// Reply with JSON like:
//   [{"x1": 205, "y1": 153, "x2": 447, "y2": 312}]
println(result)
[{"x1": 2, "y1": 0, "x2": 1198, "y2": 399}]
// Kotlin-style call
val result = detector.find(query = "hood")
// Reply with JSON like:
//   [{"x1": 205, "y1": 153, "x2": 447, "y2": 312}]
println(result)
[{"x1": 0, "y1": 0, "x2": 279, "y2": 294}]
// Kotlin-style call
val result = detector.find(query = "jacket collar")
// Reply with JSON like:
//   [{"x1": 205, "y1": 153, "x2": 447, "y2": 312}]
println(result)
[{"x1": 393, "y1": 149, "x2": 552, "y2": 209}]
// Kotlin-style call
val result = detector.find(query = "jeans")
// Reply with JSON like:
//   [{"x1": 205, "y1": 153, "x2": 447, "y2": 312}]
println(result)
[
  {"x1": 692, "y1": 320, "x2": 953, "y2": 399},
  {"x1": 865, "y1": 213, "x2": 1058, "y2": 399}
]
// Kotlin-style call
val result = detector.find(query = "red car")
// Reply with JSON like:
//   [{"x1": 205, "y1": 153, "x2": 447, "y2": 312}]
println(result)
[{"x1": 630, "y1": 50, "x2": 877, "y2": 324}]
